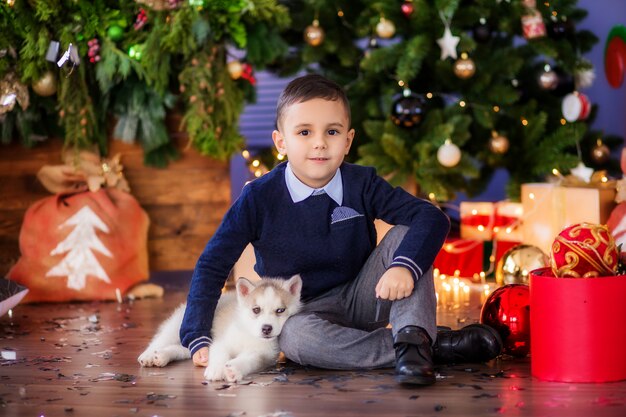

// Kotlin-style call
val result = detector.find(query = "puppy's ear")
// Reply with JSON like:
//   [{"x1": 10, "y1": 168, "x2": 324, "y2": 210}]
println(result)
[
  {"x1": 236, "y1": 277, "x2": 255, "y2": 298},
  {"x1": 284, "y1": 274, "x2": 302, "y2": 298}
]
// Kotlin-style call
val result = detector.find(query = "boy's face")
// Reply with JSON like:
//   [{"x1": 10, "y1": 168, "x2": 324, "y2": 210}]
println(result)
[{"x1": 272, "y1": 98, "x2": 354, "y2": 189}]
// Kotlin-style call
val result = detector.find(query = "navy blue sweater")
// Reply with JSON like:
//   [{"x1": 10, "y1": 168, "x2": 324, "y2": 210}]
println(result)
[{"x1": 180, "y1": 162, "x2": 450, "y2": 355}]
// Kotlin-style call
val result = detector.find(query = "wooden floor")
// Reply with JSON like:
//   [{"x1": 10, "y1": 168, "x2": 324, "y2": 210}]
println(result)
[{"x1": 1, "y1": 272, "x2": 625, "y2": 417}]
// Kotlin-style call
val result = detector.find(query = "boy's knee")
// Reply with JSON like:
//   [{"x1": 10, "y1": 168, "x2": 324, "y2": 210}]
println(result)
[{"x1": 383, "y1": 225, "x2": 409, "y2": 246}]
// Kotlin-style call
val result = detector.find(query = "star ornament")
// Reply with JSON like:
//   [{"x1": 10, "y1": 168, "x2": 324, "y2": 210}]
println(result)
[
  {"x1": 437, "y1": 26, "x2": 460, "y2": 60},
  {"x1": 570, "y1": 161, "x2": 594, "y2": 183}
]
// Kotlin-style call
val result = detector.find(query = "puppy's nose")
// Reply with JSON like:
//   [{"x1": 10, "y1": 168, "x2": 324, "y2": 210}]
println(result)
[{"x1": 262, "y1": 324, "x2": 273, "y2": 335}]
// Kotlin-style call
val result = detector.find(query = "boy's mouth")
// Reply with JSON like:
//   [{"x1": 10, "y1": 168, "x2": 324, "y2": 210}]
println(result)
[{"x1": 309, "y1": 157, "x2": 329, "y2": 161}]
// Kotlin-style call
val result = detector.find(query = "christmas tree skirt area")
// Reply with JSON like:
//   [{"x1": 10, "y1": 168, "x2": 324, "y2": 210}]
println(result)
[{"x1": 1, "y1": 272, "x2": 625, "y2": 417}]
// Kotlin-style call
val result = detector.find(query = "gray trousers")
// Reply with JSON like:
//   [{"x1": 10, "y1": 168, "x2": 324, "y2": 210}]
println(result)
[{"x1": 278, "y1": 226, "x2": 437, "y2": 370}]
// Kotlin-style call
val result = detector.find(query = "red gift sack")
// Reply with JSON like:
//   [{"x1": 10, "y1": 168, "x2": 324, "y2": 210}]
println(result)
[{"x1": 7, "y1": 189, "x2": 149, "y2": 302}]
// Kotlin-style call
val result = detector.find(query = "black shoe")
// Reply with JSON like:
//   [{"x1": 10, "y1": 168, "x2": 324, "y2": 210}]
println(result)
[
  {"x1": 394, "y1": 326, "x2": 436, "y2": 386},
  {"x1": 433, "y1": 324, "x2": 503, "y2": 364}
]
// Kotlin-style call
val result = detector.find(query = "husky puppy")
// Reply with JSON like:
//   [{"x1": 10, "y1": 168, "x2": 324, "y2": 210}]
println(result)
[{"x1": 138, "y1": 275, "x2": 302, "y2": 382}]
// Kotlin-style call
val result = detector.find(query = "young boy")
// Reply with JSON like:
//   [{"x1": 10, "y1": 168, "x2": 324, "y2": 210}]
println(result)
[{"x1": 180, "y1": 74, "x2": 502, "y2": 385}]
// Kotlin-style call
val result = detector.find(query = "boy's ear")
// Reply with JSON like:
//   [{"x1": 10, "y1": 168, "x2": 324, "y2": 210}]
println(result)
[
  {"x1": 272, "y1": 130, "x2": 287, "y2": 156},
  {"x1": 345, "y1": 128, "x2": 355, "y2": 155}
]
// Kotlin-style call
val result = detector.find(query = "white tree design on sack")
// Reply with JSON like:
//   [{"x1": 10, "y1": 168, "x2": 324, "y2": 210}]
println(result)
[{"x1": 46, "y1": 205, "x2": 112, "y2": 290}]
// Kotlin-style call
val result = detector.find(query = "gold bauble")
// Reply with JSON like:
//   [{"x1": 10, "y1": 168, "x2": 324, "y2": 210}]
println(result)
[
  {"x1": 453, "y1": 53, "x2": 476, "y2": 79},
  {"x1": 591, "y1": 140, "x2": 610, "y2": 164},
  {"x1": 496, "y1": 244, "x2": 548, "y2": 286},
  {"x1": 489, "y1": 131, "x2": 510, "y2": 154},
  {"x1": 304, "y1": 20, "x2": 325, "y2": 47},
  {"x1": 227, "y1": 60, "x2": 243, "y2": 80},
  {"x1": 32, "y1": 71, "x2": 57, "y2": 97},
  {"x1": 376, "y1": 17, "x2": 396, "y2": 39}
]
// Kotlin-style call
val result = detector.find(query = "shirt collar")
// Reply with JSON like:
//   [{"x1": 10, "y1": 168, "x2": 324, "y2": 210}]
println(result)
[{"x1": 285, "y1": 162, "x2": 343, "y2": 205}]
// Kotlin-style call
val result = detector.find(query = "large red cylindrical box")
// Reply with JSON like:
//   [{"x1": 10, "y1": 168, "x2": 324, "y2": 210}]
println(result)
[{"x1": 530, "y1": 267, "x2": 626, "y2": 382}]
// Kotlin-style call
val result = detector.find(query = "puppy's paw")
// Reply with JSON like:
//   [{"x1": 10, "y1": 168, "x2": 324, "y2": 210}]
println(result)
[
  {"x1": 138, "y1": 349, "x2": 169, "y2": 367},
  {"x1": 204, "y1": 364, "x2": 224, "y2": 382},
  {"x1": 223, "y1": 362, "x2": 243, "y2": 383}
]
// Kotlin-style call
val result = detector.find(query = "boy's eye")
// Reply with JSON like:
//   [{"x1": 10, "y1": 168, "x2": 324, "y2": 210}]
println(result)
[
  {"x1": 252, "y1": 307, "x2": 261, "y2": 314},
  {"x1": 328, "y1": 129, "x2": 339, "y2": 135},
  {"x1": 276, "y1": 308, "x2": 286, "y2": 314},
  {"x1": 298, "y1": 130, "x2": 310, "y2": 136}
]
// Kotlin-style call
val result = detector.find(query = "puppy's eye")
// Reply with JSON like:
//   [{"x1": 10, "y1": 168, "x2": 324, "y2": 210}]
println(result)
[
  {"x1": 276, "y1": 308, "x2": 285, "y2": 314},
  {"x1": 252, "y1": 307, "x2": 261, "y2": 314}
]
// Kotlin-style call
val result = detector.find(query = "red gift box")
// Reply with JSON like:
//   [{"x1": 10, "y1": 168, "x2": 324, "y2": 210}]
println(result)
[
  {"x1": 434, "y1": 238, "x2": 519, "y2": 279},
  {"x1": 530, "y1": 267, "x2": 626, "y2": 382},
  {"x1": 460, "y1": 201, "x2": 522, "y2": 242}
]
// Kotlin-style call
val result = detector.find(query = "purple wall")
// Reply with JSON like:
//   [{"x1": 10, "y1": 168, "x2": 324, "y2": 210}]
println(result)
[{"x1": 232, "y1": 1, "x2": 626, "y2": 204}]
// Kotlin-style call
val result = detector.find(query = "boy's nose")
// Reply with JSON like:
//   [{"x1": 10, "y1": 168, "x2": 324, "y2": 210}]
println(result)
[{"x1": 313, "y1": 140, "x2": 327, "y2": 149}]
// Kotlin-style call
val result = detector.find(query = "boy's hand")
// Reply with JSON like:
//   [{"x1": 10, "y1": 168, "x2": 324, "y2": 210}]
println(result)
[
  {"x1": 192, "y1": 347, "x2": 209, "y2": 367},
  {"x1": 375, "y1": 267, "x2": 414, "y2": 301}
]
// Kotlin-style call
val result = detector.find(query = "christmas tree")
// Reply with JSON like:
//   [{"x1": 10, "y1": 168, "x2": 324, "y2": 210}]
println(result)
[
  {"x1": 275, "y1": 0, "x2": 622, "y2": 200},
  {"x1": 0, "y1": 0, "x2": 289, "y2": 166}
]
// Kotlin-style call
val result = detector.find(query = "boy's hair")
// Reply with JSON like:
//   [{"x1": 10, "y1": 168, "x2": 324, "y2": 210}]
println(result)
[{"x1": 275, "y1": 74, "x2": 351, "y2": 130}]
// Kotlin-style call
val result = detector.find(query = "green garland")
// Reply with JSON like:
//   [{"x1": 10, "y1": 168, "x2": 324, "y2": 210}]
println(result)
[{"x1": 0, "y1": 0, "x2": 289, "y2": 166}]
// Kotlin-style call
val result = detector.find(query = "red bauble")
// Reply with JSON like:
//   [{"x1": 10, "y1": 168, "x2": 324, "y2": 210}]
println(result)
[
  {"x1": 401, "y1": 1, "x2": 414, "y2": 18},
  {"x1": 480, "y1": 284, "x2": 530, "y2": 357},
  {"x1": 550, "y1": 222, "x2": 618, "y2": 278},
  {"x1": 605, "y1": 36, "x2": 626, "y2": 88}
]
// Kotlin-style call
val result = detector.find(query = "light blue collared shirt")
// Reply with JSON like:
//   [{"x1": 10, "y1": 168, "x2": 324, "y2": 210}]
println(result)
[{"x1": 285, "y1": 162, "x2": 343, "y2": 205}]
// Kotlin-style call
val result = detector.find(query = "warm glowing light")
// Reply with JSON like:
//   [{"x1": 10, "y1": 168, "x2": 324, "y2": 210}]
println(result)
[
  {"x1": 477, "y1": 225, "x2": 485, "y2": 231},
  {"x1": 254, "y1": 169, "x2": 263, "y2": 177},
  {"x1": 459, "y1": 100, "x2": 466, "y2": 107},
  {"x1": 560, "y1": 118, "x2": 567, "y2": 125},
  {"x1": 428, "y1": 192, "x2": 436, "y2": 200},
  {"x1": 493, "y1": 226, "x2": 500, "y2": 233},
  {"x1": 426, "y1": 92, "x2": 433, "y2": 99},
  {"x1": 471, "y1": 209, "x2": 478, "y2": 215},
  {"x1": 493, "y1": 105, "x2": 500, "y2": 112},
  {"x1": 337, "y1": 9, "x2": 344, "y2": 17},
  {"x1": 398, "y1": 80, "x2": 405, "y2": 87},
  {"x1": 529, "y1": 192, "x2": 535, "y2": 200},
  {"x1": 602, "y1": 176, "x2": 608, "y2": 183},
  {"x1": 242, "y1": 150, "x2": 250, "y2": 159},
  {"x1": 521, "y1": 118, "x2": 528, "y2": 126},
  {"x1": 277, "y1": 153, "x2": 285, "y2": 160},
  {"x1": 489, "y1": 255, "x2": 495, "y2": 262},
  {"x1": 252, "y1": 159, "x2": 260, "y2": 167},
  {"x1": 505, "y1": 227, "x2": 512, "y2": 233},
  {"x1": 445, "y1": 244, "x2": 454, "y2": 251},
  {"x1": 463, "y1": 286, "x2": 470, "y2": 294},
  {"x1": 8, "y1": 309, "x2": 12, "y2": 319}
]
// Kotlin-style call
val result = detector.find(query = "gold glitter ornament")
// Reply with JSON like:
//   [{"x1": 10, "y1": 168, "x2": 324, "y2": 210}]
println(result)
[
  {"x1": 304, "y1": 20, "x2": 325, "y2": 47},
  {"x1": 453, "y1": 53, "x2": 476, "y2": 79},
  {"x1": 32, "y1": 71, "x2": 57, "y2": 97}
]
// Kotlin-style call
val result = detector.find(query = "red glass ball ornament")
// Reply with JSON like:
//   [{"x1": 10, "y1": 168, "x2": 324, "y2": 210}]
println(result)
[
  {"x1": 401, "y1": 1, "x2": 414, "y2": 18},
  {"x1": 480, "y1": 284, "x2": 530, "y2": 357},
  {"x1": 550, "y1": 222, "x2": 618, "y2": 278}
]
